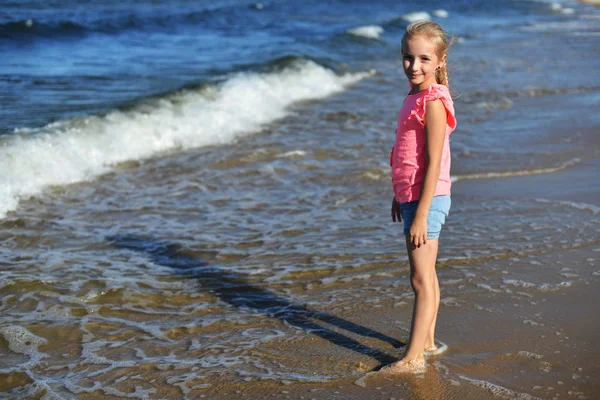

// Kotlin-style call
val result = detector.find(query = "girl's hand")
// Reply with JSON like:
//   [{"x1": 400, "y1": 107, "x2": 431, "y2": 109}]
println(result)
[
  {"x1": 409, "y1": 215, "x2": 427, "y2": 249},
  {"x1": 391, "y1": 197, "x2": 402, "y2": 222}
]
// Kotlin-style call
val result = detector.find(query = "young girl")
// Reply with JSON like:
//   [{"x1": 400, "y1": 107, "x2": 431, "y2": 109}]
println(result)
[{"x1": 381, "y1": 21, "x2": 456, "y2": 374}]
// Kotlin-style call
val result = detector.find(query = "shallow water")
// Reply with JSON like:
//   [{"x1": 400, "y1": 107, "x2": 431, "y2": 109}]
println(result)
[{"x1": 1, "y1": 0, "x2": 600, "y2": 398}]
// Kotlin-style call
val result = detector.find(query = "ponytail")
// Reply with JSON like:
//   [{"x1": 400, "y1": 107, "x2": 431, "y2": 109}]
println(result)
[{"x1": 435, "y1": 65, "x2": 449, "y2": 88}]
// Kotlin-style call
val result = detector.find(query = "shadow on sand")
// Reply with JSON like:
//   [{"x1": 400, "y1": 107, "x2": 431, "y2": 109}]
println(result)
[{"x1": 107, "y1": 234, "x2": 403, "y2": 368}]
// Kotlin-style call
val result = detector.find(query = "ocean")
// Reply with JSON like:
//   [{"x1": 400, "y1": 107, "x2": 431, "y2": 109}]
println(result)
[{"x1": 1, "y1": 0, "x2": 599, "y2": 398}]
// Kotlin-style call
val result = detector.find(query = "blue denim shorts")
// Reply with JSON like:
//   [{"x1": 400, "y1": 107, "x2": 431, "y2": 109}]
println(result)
[{"x1": 399, "y1": 195, "x2": 451, "y2": 239}]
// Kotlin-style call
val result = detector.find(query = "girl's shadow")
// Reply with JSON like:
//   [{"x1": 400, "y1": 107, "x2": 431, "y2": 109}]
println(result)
[{"x1": 107, "y1": 234, "x2": 403, "y2": 368}]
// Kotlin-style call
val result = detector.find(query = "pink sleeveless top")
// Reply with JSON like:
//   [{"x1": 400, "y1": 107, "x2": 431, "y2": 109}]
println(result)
[{"x1": 390, "y1": 83, "x2": 457, "y2": 203}]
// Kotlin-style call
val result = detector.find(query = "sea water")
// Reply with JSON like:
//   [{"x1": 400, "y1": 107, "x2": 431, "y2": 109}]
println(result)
[{"x1": 1, "y1": 0, "x2": 599, "y2": 398}]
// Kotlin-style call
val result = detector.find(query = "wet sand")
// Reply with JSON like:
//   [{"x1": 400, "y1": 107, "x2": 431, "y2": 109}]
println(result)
[
  {"x1": 196, "y1": 157, "x2": 600, "y2": 400},
  {"x1": 445, "y1": 158, "x2": 600, "y2": 398}
]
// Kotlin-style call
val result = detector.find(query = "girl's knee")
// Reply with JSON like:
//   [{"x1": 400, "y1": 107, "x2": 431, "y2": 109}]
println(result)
[{"x1": 410, "y1": 271, "x2": 436, "y2": 292}]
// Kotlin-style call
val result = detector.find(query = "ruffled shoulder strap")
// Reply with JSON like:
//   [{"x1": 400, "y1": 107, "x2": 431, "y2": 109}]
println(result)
[{"x1": 412, "y1": 83, "x2": 457, "y2": 130}]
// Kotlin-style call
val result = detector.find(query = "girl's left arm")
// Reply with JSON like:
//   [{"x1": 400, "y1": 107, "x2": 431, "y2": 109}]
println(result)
[{"x1": 410, "y1": 99, "x2": 447, "y2": 248}]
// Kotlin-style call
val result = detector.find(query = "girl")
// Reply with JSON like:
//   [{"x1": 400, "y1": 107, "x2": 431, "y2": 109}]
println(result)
[{"x1": 381, "y1": 21, "x2": 456, "y2": 374}]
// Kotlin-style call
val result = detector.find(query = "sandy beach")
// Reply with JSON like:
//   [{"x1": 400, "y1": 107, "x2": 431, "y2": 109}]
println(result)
[{"x1": 1, "y1": 0, "x2": 599, "y2": 398}]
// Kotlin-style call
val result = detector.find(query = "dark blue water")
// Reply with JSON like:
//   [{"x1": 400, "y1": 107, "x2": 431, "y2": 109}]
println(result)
[{"x1": 0, "y1": 0, "x2": 583, "y2": 133}]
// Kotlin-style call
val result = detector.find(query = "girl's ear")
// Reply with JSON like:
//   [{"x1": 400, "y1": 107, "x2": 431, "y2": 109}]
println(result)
[{"x1": 438, "y1": 54, "x2": 447, "y2": 70}]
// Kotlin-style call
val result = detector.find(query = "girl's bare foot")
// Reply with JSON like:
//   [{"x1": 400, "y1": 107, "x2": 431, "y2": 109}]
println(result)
[{"x1": 378, "y1": 357, "x2": 426, "y2": 375}]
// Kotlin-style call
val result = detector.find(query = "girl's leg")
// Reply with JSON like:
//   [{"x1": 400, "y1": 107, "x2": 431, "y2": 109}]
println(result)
[
  {"x1": 403, "y1": 236, "x2": 439, "y2": 360},
  {"x1": 381, "y1": 237, "x2": 439, "y2": 373},
  {"x1": 426, "y1": 264, "x2": 440, "y2": 350}
]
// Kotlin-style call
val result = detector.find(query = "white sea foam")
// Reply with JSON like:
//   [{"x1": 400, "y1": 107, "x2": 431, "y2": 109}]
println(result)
[
  {"x1": 550, "y1": 2, "x2": 575, "y2": 14},
  {"x1": 320, "y1": 276, "x2": 338, "y2": 285},
  {"x1": 98, "y1": 316, "x2": 172, "y2": 341},
  {"x1": 104, "y1": 385, "x2": 157, "y2": 399},
  {"x1": 473, "y1": 97, "x2": 513, "y2": 110},
  {"x1": 64, "y1": 381, "x2": 104, "y2": 395},
  {"x1": 476, "y1": 283, "x2": 502, "y2": 293},
  {"x1": 503, "y1": 279, "x2": 536, "y2": 288},
  {"x1": 0, "y1": 60, "x2": 373, "y2": 219},
  {"x1": 277, "y1": 150, "x2": 306, "y2": 158},
  {"x1": 0, "y1": 325, "x2": 49, "y2": 365},
  {"x1": 534, "y1": 198, "x2": 600, "y2": 215},
  {"x1": 451, "y1": 158, "x2": 581, "y2": 182},
  {"x1": 518, "y1": 350, "x2": 543, "y2": 359},
  {"x1": 503, "y1": 279, "x2": 572, "y2": 292},
  {"x1": 402, "y1": 11, "x2": 431, "y2": 23},
  {"x1": 432, "y1": 9, "x2": 449, "y2": 18},
  {"x1": 39, "y1": 382, "x2": 67, "y2": 400},
  {"x1": 441, "y1": 297, "x2": 460, "y2": 307},
  {"x1": 347, "y1": 25, "x2": 384, "y2": 39},
  {"x1": 25, "y1": 304, "x2": 73, "y2": 321},
  {"x1": 460, "y1": 375, "x2": 542, "y2": 399},
  {"x1": 341, "y1": 273, "x2": 371, "y2": 282}
]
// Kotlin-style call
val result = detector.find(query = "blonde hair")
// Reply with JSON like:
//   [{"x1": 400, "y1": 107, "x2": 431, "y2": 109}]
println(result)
[{"x1": 402, "y1": 21, "x2": 454, "y2": 90}]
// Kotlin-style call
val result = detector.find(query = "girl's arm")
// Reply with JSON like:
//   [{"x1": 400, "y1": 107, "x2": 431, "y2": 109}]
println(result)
[{"x1": 410, "y1": 99, "x2": 447, "y2": 248}]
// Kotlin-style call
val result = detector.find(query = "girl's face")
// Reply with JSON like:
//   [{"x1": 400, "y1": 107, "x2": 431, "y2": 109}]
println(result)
[{"x1": 402, "y1": 35, "x2": 445, "y2": 92}]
